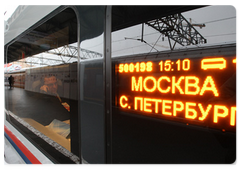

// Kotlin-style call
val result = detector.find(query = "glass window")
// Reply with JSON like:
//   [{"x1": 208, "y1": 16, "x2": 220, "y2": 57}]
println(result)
[
  {"x1": 77, "y1": 6, "x2": 106, "y2": 163},
  {"x1": 5, "y1": 7, "x2": 78, "y2": 156},
  {"x1": 111, "y1": 6, "x2": 236, "y2": 163}
]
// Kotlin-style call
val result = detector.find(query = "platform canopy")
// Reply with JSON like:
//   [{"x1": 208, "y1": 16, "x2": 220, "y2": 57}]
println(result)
[{"x1": 5, "y1": 6, "x2": 205, "y2": 64}]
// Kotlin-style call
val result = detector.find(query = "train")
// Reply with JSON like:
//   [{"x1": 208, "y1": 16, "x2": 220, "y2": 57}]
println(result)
[{"x1": 4, "y1": 5, "x2": 236, "y2": 164}]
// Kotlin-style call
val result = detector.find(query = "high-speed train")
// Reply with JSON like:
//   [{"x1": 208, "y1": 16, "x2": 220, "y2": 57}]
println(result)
[{"x1": 4, "y1": 5, "x2": 236, "y2": 164}]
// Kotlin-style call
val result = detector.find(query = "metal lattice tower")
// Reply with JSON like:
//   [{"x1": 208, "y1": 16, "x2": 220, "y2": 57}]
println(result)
[{"x1": 145, "y1": 13, "x2": 207, "y2": 50}]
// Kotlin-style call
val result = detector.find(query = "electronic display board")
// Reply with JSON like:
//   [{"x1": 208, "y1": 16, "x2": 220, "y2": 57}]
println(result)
[{"x1": 114, "y1": 55, "x2": 236, "y2": 132}]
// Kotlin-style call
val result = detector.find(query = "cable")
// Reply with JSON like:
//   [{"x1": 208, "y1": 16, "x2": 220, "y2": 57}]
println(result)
[
  {"x1": 148, "y1": 34, "x2": 162, "y2": 54},
  {"x1": 205, "y1": 33, "x2": 236, "y2": 38},
  {"x1": 204, "y1": 16, "x2": 236, "y2": 24}
]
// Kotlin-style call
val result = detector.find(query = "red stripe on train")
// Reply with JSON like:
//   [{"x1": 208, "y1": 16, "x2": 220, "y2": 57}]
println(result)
[{"x1": 4, "y1": 125, "x2": 42, "y2": 164}]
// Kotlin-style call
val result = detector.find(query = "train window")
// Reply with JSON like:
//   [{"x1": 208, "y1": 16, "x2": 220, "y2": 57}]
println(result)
[
  {"x1": 5, "y1": 7, "x2": 79, "y2": 161},
  {"x1": 77, "y1": 6, "x2": 106, "y2": 163},
  {"x1": 111, "y1": 6, "x2": 236, "y2": 163},
  {"x1": 80, "y1": 35, "x2": 103, "y2": 60}
]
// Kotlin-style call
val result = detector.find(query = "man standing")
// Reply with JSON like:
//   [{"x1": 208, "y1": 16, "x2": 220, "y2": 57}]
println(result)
[{"x1": 8, "y1": 75, "x2": 14, "y2": 89}]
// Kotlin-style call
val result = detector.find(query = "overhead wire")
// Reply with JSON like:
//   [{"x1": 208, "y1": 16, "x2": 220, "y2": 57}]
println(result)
[
  {"x1": 204, "y1": 16, "x2": 236, "y2": 24},
  {"x1": 91, "y1": 16, "x2": 236, "y2": 53}
]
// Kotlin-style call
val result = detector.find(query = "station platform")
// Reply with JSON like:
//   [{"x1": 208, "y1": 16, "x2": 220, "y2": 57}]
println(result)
[
  {"x1": 5, "y1": 86, "x2": 70, "y2": 126},
  {"x1": 5, "y1": 86, "x2": 72, "y2": 151}
]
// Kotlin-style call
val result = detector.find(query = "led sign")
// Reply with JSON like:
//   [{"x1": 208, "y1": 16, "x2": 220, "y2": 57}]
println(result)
[{"x1": 115, "y1": 56, "x2": 236, "y2": 132}]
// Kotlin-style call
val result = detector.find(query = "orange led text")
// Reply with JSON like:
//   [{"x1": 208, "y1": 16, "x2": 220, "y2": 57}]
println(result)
[
  {"x1": 119, "y1": 62, "x2": 153, "y2": 73},
  {"x1": 118, "y1": 96, "x2": 236, "y2": 126},
  {"x1": 233, "y1": 58, "x2": 236, "y2": 64},
  {"x1": 131, "y1": 76, "x2": 219, "y2": 96}
]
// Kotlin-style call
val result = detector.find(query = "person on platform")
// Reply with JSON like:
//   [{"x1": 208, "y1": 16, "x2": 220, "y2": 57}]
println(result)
[{"x1": 8, "y1": 75, "x2": 14, "y2": 89}]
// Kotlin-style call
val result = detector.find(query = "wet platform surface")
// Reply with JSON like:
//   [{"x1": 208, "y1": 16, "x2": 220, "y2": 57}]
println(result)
[{"x1": 5, "y1": 87, "x2": 70, "y2": 126}]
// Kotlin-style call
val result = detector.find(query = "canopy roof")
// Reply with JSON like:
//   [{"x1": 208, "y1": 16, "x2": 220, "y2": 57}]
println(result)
[{"x1": 5, "y1": 6, "x2": 204, "y2": 63}]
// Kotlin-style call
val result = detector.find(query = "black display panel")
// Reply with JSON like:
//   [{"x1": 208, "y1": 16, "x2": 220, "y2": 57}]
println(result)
[{"x1": 114, "y1": 55, "x2": 236, "y2": 132}]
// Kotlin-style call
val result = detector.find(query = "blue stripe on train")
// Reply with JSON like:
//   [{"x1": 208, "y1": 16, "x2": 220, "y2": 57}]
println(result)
[{"x1": 4, "y1": 131, "x2": 32, "y2": 164}]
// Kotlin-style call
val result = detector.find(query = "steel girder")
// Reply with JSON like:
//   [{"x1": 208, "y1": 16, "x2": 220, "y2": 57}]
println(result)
[{"x1": 145, "y1": 13, "x2": 207, "y2": 50}]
